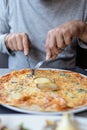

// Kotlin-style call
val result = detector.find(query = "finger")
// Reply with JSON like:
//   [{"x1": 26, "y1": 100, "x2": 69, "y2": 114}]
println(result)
[
  {"x1": 47, "y1": 33, "x2": 59, "y2": 59},
  {"x1": 16, "y1": 35, "x2": 23, "y2": 51},
  {"x1": 7, "y1": 38, "x2": 14, "y2": 51},
  {"x1": 46, "y1": 48, "x2": 52, "y2": 60},
  {"x1": 56, "y1": 33, "x2": 66, "y2": 49},
  {"x1": 53, "y1": 47, "x2": 59, "y2": 55},
  {"x1": 45, "y1": 34, "x2": 52, "y2": 60},
  {"x1": 8, "y1": 39, "x2": 14, "y2": 51},
  {"x1": 23, "y1": 34, "x2": 30, "y2": 55},
  {"x1": 49, "y1": 34, "x2": 58, "y2": 58},
  {"x1": 51, "y1": 47, "x2": 63, "y2": 59},
  {"x1": 11, "y1": 37, "x2": 18, "y2": 51},
  {"x1": 51, "y1": 54, "x2": 57, "y2": 59},
  {"x1": 63, "y1": 35, "x2": 72, "y2": 46}
]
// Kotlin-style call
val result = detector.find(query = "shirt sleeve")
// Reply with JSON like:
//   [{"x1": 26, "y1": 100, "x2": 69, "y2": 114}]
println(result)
[
  {"x1": 0, "y1": 0, "x2": 11, "y2": 55},
  {"x1": 78, "y1": 0, "x2": 87, "y2": 49}
]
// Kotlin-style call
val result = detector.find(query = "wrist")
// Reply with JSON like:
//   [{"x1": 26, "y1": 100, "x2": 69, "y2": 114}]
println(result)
[
  {"x1": 77, "y1": 21, "x2": 87, "y2": 40},
  {"x1": 4, "y1": 34, "x2": 10, "y2": 49},
  {"x1": 4, "y1": 34, "x2": 12, "y2": 53}
]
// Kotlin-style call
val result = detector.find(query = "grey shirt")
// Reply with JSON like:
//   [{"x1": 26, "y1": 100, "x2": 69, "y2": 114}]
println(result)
[{"x1": 0, "y1": 0, "x2": 87, "y2": 69}]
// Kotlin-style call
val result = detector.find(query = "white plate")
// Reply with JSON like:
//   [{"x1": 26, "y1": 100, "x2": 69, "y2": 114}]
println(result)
[
  {"x1": 2, "y1": 104, "x2": 87, "y2": 115},
  {"x1": 1, "y1": 68, "x2": 87, "y2": 115},
  {"x1": 0, "y1": 114, "x2": 87, "y2": 130}
]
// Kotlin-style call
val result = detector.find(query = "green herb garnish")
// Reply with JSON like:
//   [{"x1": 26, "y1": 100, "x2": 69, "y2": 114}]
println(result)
[
  {"x1": 59, "y1": 73, "x2": 71, "y2": 77},
  {"x1": 76, "y1": 88, "x2": 87, "y2": 93},
  {"x1": 11, "y1": 81, "x2": 17, "y2": 84}
]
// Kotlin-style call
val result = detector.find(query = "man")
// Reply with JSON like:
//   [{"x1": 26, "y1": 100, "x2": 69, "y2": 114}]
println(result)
[{"x1": 0, "y1": 0, "x2": 87, "y2": 69}]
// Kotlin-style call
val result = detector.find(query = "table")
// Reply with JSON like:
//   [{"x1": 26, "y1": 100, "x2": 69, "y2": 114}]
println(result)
[{"x1": 0, "y1": 68, "x2": 87, "y2": 117}]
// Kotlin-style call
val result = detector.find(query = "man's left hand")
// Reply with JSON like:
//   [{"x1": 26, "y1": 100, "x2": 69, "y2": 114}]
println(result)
[{"x1": 45, "y1": 20, "x2": 86, "y2": 60}]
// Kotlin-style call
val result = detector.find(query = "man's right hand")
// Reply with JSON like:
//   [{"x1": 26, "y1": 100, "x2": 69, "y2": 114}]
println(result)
[{"x1": 5, "y1": 33, "x2": 31, "y2": 55}]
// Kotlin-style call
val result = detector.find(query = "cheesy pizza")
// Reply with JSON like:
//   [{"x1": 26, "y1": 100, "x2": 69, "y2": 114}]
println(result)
[{"x1": 0, "y1": 69, "x2": 87, "y2": 112}]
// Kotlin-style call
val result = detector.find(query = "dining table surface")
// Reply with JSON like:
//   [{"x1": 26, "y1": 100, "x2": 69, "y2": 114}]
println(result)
[{"x1": 0, "y1": 68, "x2": 87, "y2": 117}]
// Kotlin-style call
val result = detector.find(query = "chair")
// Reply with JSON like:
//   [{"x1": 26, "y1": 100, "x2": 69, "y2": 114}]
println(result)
[{"x1": 76, "y1": 44, "x2": 87, "y2": 69}]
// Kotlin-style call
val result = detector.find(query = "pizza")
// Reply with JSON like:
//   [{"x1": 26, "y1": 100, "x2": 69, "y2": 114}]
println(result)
[{"x1": 0, "y1": 69, "x2": 87, "y2": 112}]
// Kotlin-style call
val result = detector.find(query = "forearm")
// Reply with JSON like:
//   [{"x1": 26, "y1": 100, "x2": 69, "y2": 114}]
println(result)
[{"x1": 0, "y1": 0, "x2": 10, "y2": 54}]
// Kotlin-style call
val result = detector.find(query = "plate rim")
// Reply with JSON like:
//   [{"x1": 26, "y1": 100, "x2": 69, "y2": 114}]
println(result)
[
  {"x1": 1, "y1": 68, "x2": 87, "y2": 114},
  {"x1": 1, "y1": 104, "x2": 87, "y2": 115}
]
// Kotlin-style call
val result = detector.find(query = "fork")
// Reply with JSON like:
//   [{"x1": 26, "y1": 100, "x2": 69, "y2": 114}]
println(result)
[
  {"x1": 27, "y1": 47, "x2": 65, "y2": 76},
  {"x1": 32, "y1": 60, "x2": 45, "y2": 75},
  {"x1": 32, "y1": 48, "x2": 65, "y2": 75},
  {"x1": 26, "y1": 55, "x2": 46, "y2": 76}
]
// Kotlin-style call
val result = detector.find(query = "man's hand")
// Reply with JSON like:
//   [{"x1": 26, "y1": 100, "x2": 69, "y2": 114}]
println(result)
[
  {"x1": 5, "y1": 33, "x2": 31, "y2": 55},
  {"x1": 45, "y1": 20, "x2": 86, "y2": 60}
]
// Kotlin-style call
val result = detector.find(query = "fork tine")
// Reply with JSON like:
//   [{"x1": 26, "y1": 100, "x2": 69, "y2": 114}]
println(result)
[{"x1": 33, "y1": 60, "x2": 45, "y2": 75}]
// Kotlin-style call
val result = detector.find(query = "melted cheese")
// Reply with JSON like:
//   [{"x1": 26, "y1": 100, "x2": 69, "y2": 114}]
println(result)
[{"x1": 34, "y1": 77, "x2": 51, "y2": 84}]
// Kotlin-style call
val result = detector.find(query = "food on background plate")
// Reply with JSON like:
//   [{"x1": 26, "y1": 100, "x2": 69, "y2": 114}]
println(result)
[
  {"x1": 42, "y1": 120, "x2": 57, "y2": 130},
  {"x1": 0, "y1": 69, "x2": 87, "y2": 112},
  {"x1": 56, "y1": 113, "x2": 79, "y2": 130},
  {"x1": 0, "y1": 119, "x2": 29, "y2": 130},
  {"x1": 0, "y1": 114, "x2": 80, "y2": 130},
  {"x1": 42, "y1": 113, "x2": 80, "y2": 130}
]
